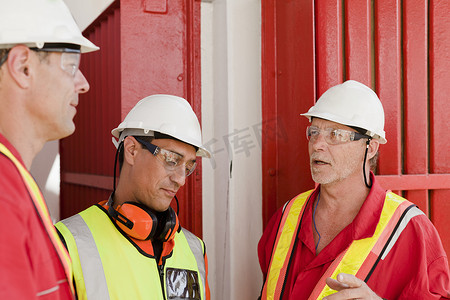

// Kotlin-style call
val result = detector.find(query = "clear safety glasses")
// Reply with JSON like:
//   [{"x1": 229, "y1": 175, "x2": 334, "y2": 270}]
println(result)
[
  {"x1": 306, "y1": 125, "x2": 370, "y2": 145},
  {"x1": 30, "y1": 47, "x2": 81, "y2": 77},
  {"x1": 134, "y1": 137, "x2": 197, "y2": 177}
]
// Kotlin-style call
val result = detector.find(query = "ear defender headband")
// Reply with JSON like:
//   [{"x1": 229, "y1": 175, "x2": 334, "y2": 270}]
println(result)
[{"x1": 108, "y1": 201, "x2": 179, "y2": 242}]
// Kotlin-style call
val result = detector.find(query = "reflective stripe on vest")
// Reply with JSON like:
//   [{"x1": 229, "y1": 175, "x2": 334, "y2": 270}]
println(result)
[
  {"x1": 57, "y1": 205, "x2": 206, "y2": 300},
  {"x1": 60, "y1": 214, "x2": 110, "y2": 300},
  {"x1": 184, "y1": 229, "x2": 207, "y2": 297},
  {"x1": 261, "y1": 190, "x2": 421, "y2": 300},
  {"x1": 0, "y1": 143, "x2": 74, "y2": 294}
]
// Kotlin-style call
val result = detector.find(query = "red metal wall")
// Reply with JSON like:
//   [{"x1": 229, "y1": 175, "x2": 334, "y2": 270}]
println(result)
[
  {"x1": 60, "y1": 0, "x2": 204, "y2": 237},
  {"x1": 262, "y1": 0, "x2": 450, "y2": 257}
]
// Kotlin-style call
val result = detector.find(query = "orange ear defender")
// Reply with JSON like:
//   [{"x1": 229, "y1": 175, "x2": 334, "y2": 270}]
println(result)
[{"x1": 108, "y1": 201, "x2": 179, "y2": 242}]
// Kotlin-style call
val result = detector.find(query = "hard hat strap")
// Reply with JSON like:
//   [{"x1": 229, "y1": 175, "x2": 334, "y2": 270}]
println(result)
[{"x1": 30, "y1": 43, "x2": 81, "y2": 53}]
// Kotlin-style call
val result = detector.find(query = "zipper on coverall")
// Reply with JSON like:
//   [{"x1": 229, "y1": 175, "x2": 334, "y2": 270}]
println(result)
[{"x1": 158, "y1": 262, "x2": 167, "y2": 300}]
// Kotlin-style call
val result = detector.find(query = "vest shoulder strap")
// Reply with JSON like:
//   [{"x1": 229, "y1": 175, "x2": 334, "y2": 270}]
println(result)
[
  {"x1": 261, "y1": 189, "x2": 315, "y2": 300},
  {"x1": 0, "y1": 143, "x2": 74, "y2": 294},
  {"x1": 262, "y1": 190, "x2": 422, "y2": 300},
  {"x1": 58, "y1": 209, "x2": 110, "y2": 300},
  {"x1": 311, "y1": 193, "x2": 419, "y2": 299},
  {"x1": 182, "y1": 228, "x2": 207, "y2": 300}
]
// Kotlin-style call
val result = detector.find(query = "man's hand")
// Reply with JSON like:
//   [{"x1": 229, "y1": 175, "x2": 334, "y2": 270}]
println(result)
[{"x1": 322, "y1": 273, "x2": 383, "y2": 300}]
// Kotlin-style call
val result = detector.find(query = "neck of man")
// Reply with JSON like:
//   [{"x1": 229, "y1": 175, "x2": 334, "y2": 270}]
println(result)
[
  {"x1": 0, "y1": 119, "x2": 45, "y2": 170},
  {"x1": 0, "y1": 87, "x2": 46, "y2": 169},
  {"x1": 312, "y1": 172, "x2": 372, "y2": 254},
  {"x1": 317, "y1": 171, "x2": 371, "y2": 218}
]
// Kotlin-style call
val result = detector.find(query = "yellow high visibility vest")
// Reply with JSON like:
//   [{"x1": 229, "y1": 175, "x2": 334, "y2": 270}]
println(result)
[
  {"x1": 0, "y1": 143, "x2": 74, "y2": 294},
  {"x1": 56, "y1": 205, "x2": 207, "y2": 300},
  {"x1": 261, "y1": 189, "x2": 421, "y2": 300}
]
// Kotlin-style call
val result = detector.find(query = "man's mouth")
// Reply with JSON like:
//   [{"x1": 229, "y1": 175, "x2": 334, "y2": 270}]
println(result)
[
  {"x1": 311, "y1": 158, "x2": 331, "y2": 166},
  {"x1": 162, "y1": 188, "x2": 177, "y2": 197}
]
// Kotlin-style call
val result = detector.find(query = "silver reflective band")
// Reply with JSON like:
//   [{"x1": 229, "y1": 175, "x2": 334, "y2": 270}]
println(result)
[
  {"x1": 36, "y1": 284, "x2": 59, "y2": 297},
  {"x1": 61, "y1": 214, "x2": 111, "y2": 300},
  {"x1": 183, "y1": 229, "x2": 206, "y2": 300},
  {"x1": 381, "y1": 206, "x2": 423, "y2": 260}
]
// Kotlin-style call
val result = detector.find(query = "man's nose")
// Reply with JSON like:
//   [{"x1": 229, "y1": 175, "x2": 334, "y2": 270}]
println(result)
[
  {"x1": 170, "y1": 165, "x2": 186, "y2": 187},
  {"x1": 310, "y1": 132, "x2": 328, "y2": 150},
  {"x1": 75, "y1": 69, "x2": 90, "y2": 94}
]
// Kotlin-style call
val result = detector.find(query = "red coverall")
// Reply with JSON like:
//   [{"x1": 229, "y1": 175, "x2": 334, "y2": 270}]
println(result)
[
  {"x1": 259, "y1": 175, "x2": 450, "y2": 299},
  {"x1": 0, "y1": 134, "x2": 73, "y2": 299}
]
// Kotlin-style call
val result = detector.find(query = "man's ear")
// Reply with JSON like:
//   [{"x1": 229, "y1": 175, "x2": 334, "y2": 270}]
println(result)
[
  {"x1": 123, "y1": 136, "x2": 140, "y2": 166},
  {"x1": 367, "y1": 138, "x2": 380, "y2": 160},
  {"x1": 6, "y1": 46, "x2": 33, "y2": 89}
]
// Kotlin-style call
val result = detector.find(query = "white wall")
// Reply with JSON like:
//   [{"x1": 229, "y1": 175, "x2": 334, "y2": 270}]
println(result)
[
  {"x1": 201, "y1": 0, "x2": 262, "y2": 299},
  {"x1": 30, "y1": 141, "x2": 60, "y2": 222}
]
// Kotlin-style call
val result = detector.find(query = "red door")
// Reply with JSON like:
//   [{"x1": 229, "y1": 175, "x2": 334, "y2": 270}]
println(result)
[
  {"x1": 60, "y1": 0, "x2": 204, "y2": 237},
  {"x1": 262, "y1": 0, "x2": 450, "y2": 257}
]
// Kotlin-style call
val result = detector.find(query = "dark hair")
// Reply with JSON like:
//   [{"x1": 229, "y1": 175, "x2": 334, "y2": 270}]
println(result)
[
  {"x1": 349, "y1": 126, "x2": 379, "y2": 171},
  {"x1": 0, "y1": 49, "x2": 10, "y2": 81},
  {"x1": 0, "y1": 48, "x2": 50, "y2": 82},
  {"x1": 118, "y1": 135, "x2": 154, "y2": 170},
  {"x1": 35, "y1": 51, "x2": 50, "y2": 63}
]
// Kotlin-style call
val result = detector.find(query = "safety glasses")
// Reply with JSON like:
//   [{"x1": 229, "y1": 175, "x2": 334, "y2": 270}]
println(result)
[
  {"x1": 306, "y1": 125, "x2": 370, "y2": 145},
  {"x1": 30, "y1": 47, "x2": 81, "y2": 77},
  {"x1": 134, "y1": 137, "x2": 197, "y2": 177}
]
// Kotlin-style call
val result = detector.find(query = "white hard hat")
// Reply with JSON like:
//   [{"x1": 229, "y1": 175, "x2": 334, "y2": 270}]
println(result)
[
  {"x1": 0, "y1": 0, "x2": 98, "y2": 53},
  {"x1": 301, "y1": 80, "x2": 387, "y2": 144},
  {"x1": 112, "y1": 94, "x2": 211, "y2": 158}
]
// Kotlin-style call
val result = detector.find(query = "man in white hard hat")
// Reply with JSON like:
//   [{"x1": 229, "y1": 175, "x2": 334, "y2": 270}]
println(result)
[
  {"x1": 0, "y1": 0, "x2": 98, "y2": 298},
  {"x1": 56, "y1": 95, "x2": 211, "y2": 299},
  {"x1": 258, "y1": 80, "x2": 450, "y2": 299}
]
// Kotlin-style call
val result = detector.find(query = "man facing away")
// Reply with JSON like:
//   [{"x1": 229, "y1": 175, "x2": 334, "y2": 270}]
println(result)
[
  {"x1": 56, "y1": 95, "x2": 211, "y2": 299},
  {"x1": 259, "y1": 80, "x2": 450, "y2": 299},
  {"x1": 0, "y1": 0, "x2": 98, "y2": 299}
]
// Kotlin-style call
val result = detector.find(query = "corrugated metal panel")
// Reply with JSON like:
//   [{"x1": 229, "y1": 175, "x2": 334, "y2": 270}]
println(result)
[
  {"x1": 60, "y1": 0, "x2": 203, "y2": 237},
  {"x1": 344, "y1": 0, "x2": 372, "y2": 86},
  {"x1": 316, "y1": 0, "x2": 343, "y2": 95},
  {"x1": 262, "y1": 0, "x2": 450, "y2": 257},
  {"x1": 403, "y1": 0, "x2": 429, "y2": 212},
  {"x1": 429, "y1": 0, "x2": 450, "y2": 255},
  {"x1": 261, "y1": 0, "x2": 316, "y2": 224}
]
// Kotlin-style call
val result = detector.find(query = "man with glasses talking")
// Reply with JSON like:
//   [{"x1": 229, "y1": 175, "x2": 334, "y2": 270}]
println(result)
[
  {"x1": 0, "y1": 0, "x2": 98, "y2": 298},
  {"x1": 56, "y1": 95, "x2": 211, "y2": 300},
  {"x1": 258, "y1": 80, "x2": 450, "y2": 299}
]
